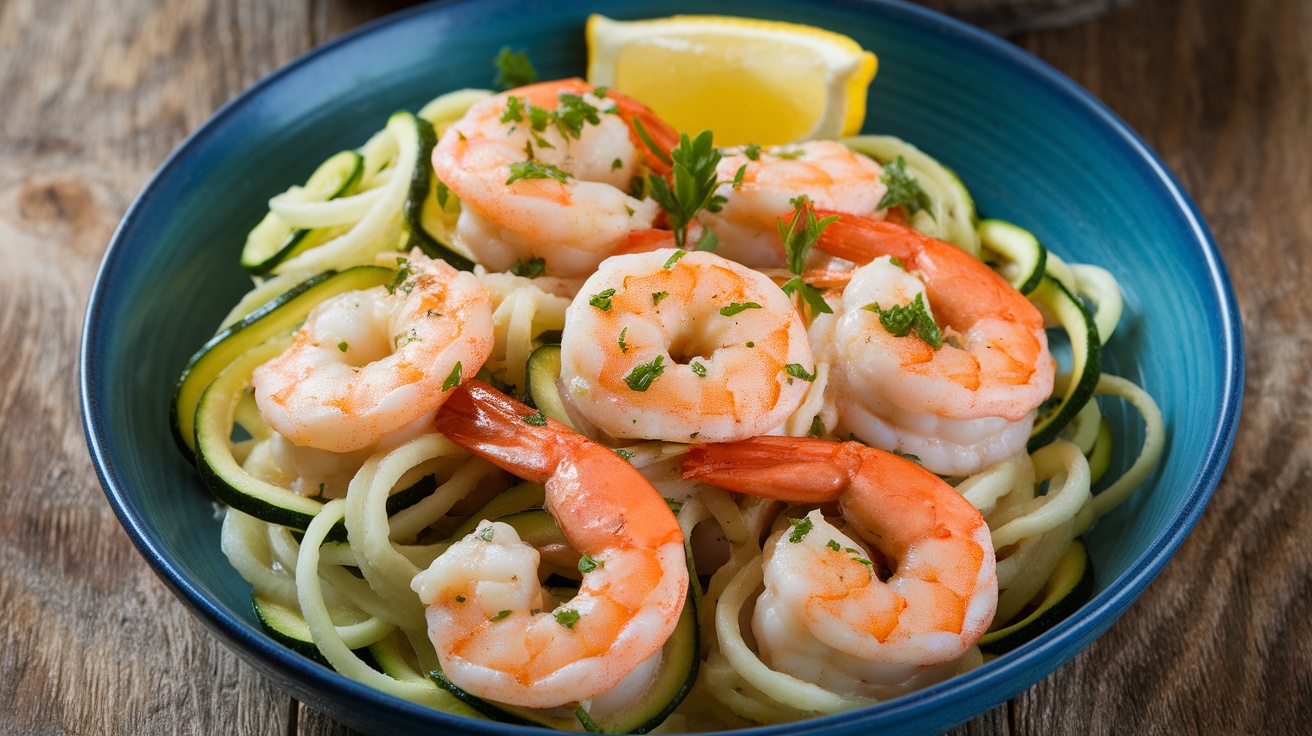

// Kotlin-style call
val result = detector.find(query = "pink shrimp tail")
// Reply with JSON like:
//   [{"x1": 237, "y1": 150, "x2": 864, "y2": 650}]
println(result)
[
  {"x1": 682, "y1": 436, "x2": 865, "y2": 504},
  {"x1": 433, "y1": 380, "x2": 566, "y2": 483}
]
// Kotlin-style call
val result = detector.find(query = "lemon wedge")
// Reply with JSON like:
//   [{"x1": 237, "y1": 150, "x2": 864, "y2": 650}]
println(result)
[{"x1": 586, "y1": 14, "x2": 877, "y2": 147}]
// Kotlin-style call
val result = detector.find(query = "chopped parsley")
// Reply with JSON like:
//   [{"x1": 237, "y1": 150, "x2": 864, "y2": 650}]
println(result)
[
  {"x1": 877, "y1": 155, "x2": 933, "y2": 217},
  {"x1": 578, "y1": 554, "x2": 602, "y2": 574},
  {"x1": 808, "y1": 415, "x2": 826, "y2": 438},
  {"x1": 553, "y1": 93, "x2": 602, "y2": 140},
  {"x1": 776, "y1": 196, "x2": 838, "y2": 318},
  {"x1": 623, "y1": 355, "x2": 666, "y2": 391},
  {"x1": 663, "y1": 249, "x2": 687, "y2": 269},
  {"x1": 652, "y1": 291, "x2": 669, "y2": 305},
  {"x1": 863, "y1": 293, "x2": 944, "y2": 349},
  {"x1": 554, "y1": 609, "x2": 581, "y2": 629},
  {"x1": 787, "y1": 516, "x2": 814, "y2": 543},
  {"x1": 719, "y1": 301, "x2": 762, "y2": 317},
  {"x1": 690, "y1": 361, "x2": 707, "y2": 378},
  {"x1": 435, "y1": 179, "x2": 451, "y2": 208},
  {"x1": 618, "y1": 327, "x2": 629, "y2": 353},
  {"x1": 500, "y1": 94, "x2": 526, "y2": 124},
  {"x1": 825, "y1": 539, "x2": 841, "y2": 551},
  {"x1": 743, "y1": 143, "x2": 762, "y2": 161},
  {"x1": 393, "y1": 328, "x2": 419, "y2": 348},
  {"x1": 894, "y1": 449, "x2": 924, "y2": 465},
  {"x1": 785, "y1": 363, "x2": 816, "y2": 382},
  {"x1": 477, "y1": 526, "x2": 495, "y2": 542},
  {"x1": 337, "y1": 341, "x2": 348, "y2": 352},
  {"x1": 509, "y1": 257, "x2": 546, "y2": 278},
  {"x1": 493, "y1": 47, "x2": 537, "y2": 90},
  {"x1": 612, "y1": 157, "x2": 624, "y2": 170},
  {"x1": 506, "y1": 160, "x2": 570, "y2": 185},
  {"x1": 489, "y1": 609, "x2": 513, "y2": 622},
  {"x1": 523, "y1": 410, "x2": 549, "y2": 426},
  {"x1": 442, "y1": 362, "x2": 462, "y2": 391},
  {"x1": 614, "y1": 448, "x2": 635, "y2": 460},
  {"x1": 387, "y1": 257, "x2": 413, "y2": 295},
  {"x1": 455, "y1": 595, "x2": 466, "y2": 603},
  {"x1": 589, "y1": 288, "x2": 616, "y2": 311},
  {"x1": 775, "y1": 149, "x2": 805, "y2": 160}
]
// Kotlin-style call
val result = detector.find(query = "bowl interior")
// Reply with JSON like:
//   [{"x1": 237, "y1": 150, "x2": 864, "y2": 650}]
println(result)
[{"x1": 82, "y1": 0, "x2": 1240, "y2": 734}]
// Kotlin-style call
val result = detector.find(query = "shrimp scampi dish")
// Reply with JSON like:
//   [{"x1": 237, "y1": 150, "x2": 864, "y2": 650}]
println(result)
[{"x1": 175, "y1": 31, "x2": 1164, "y2": 733}]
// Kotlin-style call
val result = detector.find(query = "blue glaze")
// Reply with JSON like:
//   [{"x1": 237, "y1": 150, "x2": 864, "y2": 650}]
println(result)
[{"x1": 81, "y1": 0, "x2": 1242, "y2": 734}]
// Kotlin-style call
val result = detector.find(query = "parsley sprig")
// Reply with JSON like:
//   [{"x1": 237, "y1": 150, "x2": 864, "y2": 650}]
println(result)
[
  {"x1": 877, "y1": 156, "x2": 933, "y2": 217},
  {"x1": 777, "y1": 196, "x2": 838, "y2": 317},
  {"x1": 493, "y1": 47, "x2": 537, "y2": 90},
  {"x1": 643, "y1": 130, "x2": 727, "y2": 249},
  {"x1": 506, "y1": 160, "x2": 570, "y2": 185}
]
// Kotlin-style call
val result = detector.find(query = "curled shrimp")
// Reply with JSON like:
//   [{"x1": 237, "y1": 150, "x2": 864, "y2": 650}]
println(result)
[
  {"x1": 412, "y1": 381, "x2": 688, "y2": 708},
  {"x1": 805, "y1": 211, "x2": 1056, "y2": 476},
  {"x1": 251, "y1": 250, "x2": 493, "y2": 453},
  {"x1": 683, "y1": 436, "x2": 997, "y2": 698},
  {"x1": 559, "y1": 245, "x2": 814, "y2": 443},
  {"x1": 698, "y1": 140, "x2": 887, "y2": 268},
  {"x1": 432, "y1": 79, "x2": 678, "y2": 277}
]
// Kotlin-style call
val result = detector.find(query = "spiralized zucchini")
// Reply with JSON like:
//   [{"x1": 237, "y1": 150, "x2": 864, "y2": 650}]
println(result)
[{"x1": 189, "y1": 88, "x2": 1164, "y2": 731}]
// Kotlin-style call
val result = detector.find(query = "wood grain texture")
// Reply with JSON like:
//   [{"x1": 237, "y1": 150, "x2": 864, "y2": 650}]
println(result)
[{"x1": 0, "y1": 0, "x2": 1305, "y2": 733}]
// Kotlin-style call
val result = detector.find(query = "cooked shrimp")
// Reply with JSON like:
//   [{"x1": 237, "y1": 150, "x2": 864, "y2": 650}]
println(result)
[
  {"x1": 412, "y1": 381, "x2": 688, "y2": 708},
  {"x1": 559, "y1": 245, "x2": 814, "y2": 443},
  {"x1": 698, "y1": 140, "x2": 886, "y2": 268},
  {"x1": 432, "y1": 79, "x2": 677, "y2": 277},
  {"x1": 683, "y1": 436, "x2": 997, "y2": 699},
  {"x1": 806, "y1": 211, "x2": 1055, "y2": 476},
  {"x1": 251, "y1": 250, "x2": 493, "y2": 453}
]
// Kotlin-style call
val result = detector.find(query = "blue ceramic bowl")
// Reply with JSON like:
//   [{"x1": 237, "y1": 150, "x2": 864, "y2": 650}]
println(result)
[{"x1": 81, "y1": 0, "x2": 1242, "y2": 733}]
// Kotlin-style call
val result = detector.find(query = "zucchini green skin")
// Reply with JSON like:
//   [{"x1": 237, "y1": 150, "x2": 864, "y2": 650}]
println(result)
[
  {"x1": 1028, "y1": 276, "x2": 1102, "y2": 452},
  {"x1": 193, "y1": 333, "x2": 334, "y2": 534},
  {"x1": 404, "y1": 116, "x2": 476, "y2": 271},
  {"x1": 980, "y1": 539, "x2": 1094, "y2": 655},
  {"x1": 253, "y1": 593, "x2": 334, "y2": 667},
  {"x1": 524, "y1": 344, "x2": 575, "y2": 428},
  {"x1": 171, "y1": 265, "x2": 393, "y2": 460},
  {"x1": 978, "y1": 219, "x2": 1047, "y2": 295}
]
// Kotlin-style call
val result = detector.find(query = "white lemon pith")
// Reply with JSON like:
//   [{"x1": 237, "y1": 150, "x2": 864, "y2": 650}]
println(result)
[{"x1": 586, "y1": 14, "x2": 878, "y2": 147}]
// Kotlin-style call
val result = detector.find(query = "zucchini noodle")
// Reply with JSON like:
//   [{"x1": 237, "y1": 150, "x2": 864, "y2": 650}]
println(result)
[{"x1": 181, "y1": 84, "x2": 1166, "y2": 732}]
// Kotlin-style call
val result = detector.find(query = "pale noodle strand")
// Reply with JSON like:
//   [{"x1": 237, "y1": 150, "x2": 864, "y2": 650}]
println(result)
[
  {"x1": 988, "y1": 441, "x2": 1091, "y2": 550},
  {"x1": 699, "y1": 486, "x2": 749, "y2": 546},
  {"x1": 344, "y1": 433, "x2": 466, "y2": 629},
  {"x1": 387, "y1": 455, "x2": 497, "y2": 541},
  {"x1": 993, "y1": 522, "x2": 1075, "y2": 624},
  {"x1": 1070, "y1": 263, "x2": 1123, "y2": 344},
  {"x1": 1064, "y1": 398, "x2": 1104, "y2": 455},
  {"x1": 221, "y1": 508, "x2": 298, "y2": 607},
  {"x1": 1074, "y1": 374, "x2": 1166, "y2": 535},
  {"x1": 714, "y1": 558, "x2": 875, "y2": 714},
  {"x1": 296, "y1": 499, "x2": 469, "y2": 711},
  {"x1": 958, "y1": 454, "x2": 1034, "y2": 517},
  {"x1": 703, "y1": 652, "x2": 810, "y2": 724}
]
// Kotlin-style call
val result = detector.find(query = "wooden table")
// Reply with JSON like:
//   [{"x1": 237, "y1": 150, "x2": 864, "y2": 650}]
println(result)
[{"x1": 3, "y1": 0, "x2": 1304, "y2": 732}]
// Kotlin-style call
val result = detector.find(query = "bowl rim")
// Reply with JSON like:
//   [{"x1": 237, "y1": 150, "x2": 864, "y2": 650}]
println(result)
[{"x1": 80, "y1": 0, "x2": 1244, "y2": 733}]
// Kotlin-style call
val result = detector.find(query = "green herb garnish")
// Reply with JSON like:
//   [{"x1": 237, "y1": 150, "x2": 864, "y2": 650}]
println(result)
[
  {"x1": 863, "y1": 293, "x2": 944, "y2": 349},
  {"x1": 509, "y1": 257, "x2": 546, "y2": 278},
  {"x1": 477, "y1": 526, "x2": 495, "y2": 542},
  {"x1": 663, "y1": 250, "x2": 687, "y2": 269},
  {"x1": 337, "y1": 342, "x2": 348, "y2": 352},
  {"x1": 578, "y1": 555, "x2": 602, "y2": 574},
  {"x1": 493, "y1": 47, "x2": 537, "y2": 90},
  {"x1": 719, "y1": 301, "x2": 762, "y2": 317},
  {"x1": 652, "y1": 291, "x2": 669, "y2": 305},
  {"x1": 442, "y1": 362, "x2": 462, "y2": 392},
  {"x1": 690, "y1": 361, "x2": 707, "y2": 377},
  {"x1": 785, "y1": 363, "x2": 816, "y2": 382},
  {"x1": 554, "y1": 609, "x2": 581, "y2": 629},
  {"x1": 624, "y1": 355, "x2": 666, "y2": 391},
  {"x1": 645, "y1": 130, "x2": 727, "y2": 248},
  {"x1": 589, "y1": 288, "x2": 616, "y2": 311},
  {"x1": 489, "y1": 609, "x2": 512, "y2": 622},
  {"x1": 877, "y1": 155, "x2": 933, "y2": 217},
  {"x1": 523, "y1": 410, "x2": 549, "y2": 426},
  {"x1": 618, "y1": 327, "x2": 629, "y2": 353},
  {"x1": 788, "y1": 516, "x2": 814, "y2": 543},
  {"x1": 506, "y1": 160, "x2": 570, "y2": 185}
]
